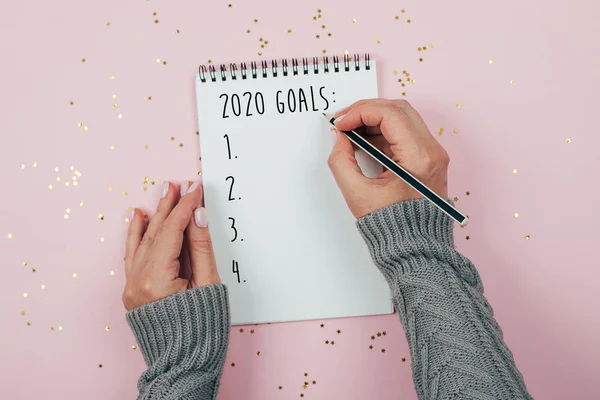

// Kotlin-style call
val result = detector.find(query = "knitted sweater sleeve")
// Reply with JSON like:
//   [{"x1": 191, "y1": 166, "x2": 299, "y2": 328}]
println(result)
[
  {"x1": 357, "y1": 199, "x2": 532, "y2": 400},
  {"x1": 126, "y1": 284, "x2": 230, "y2": 400}
]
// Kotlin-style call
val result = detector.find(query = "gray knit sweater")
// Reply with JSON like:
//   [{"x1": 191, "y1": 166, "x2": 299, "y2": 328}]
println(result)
[{"x1": 126, "y1": 199, "x2": 531, "y2": 399}]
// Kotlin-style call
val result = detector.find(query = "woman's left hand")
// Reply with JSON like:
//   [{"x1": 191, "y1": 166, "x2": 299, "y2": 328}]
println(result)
[{"x1": 122, "y1": 180, "x2": 221, "y2": 311}]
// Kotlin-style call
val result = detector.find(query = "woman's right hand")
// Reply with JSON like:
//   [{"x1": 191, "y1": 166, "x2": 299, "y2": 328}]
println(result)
[{"x1": 328, "y1": 99, "x2": 450, "y2": 219}]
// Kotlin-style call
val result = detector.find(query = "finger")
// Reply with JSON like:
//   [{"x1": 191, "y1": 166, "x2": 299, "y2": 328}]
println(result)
[
  {"x1": 137, "y1": 181, "x2": 179, "y2": 256},
  {"x1": 152, "y1": 180, "x2": 203, "y2": 265},
  {"x1": 327, "y1": 128, "x2": 368, "y2": 200},
  {"x1": 334, "y1": 100, "x2": 430, "y2": 152},
  {"x1": 125, "y1": 208, "x2": 145, "y2": 275},
  {"x1": 365, "y1": 135, "x2": 394, "y2": 158},
  {"x1": 186, "y1": 198, "x2": 221, "y2": 288}
]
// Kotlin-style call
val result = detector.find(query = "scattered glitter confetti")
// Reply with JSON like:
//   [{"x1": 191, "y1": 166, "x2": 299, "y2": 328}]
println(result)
[
  {"x1": 81, "y1": 58, "x2": 86, "y2": 63},
  {"x1": 383, "y1": 331, "x2": 387, "y2": 336},
  {"x1": 79, "y1": 202, "x2": 84, "y2": 207},
  {"x1": 402, "y1": 357, "x2": 407, "y2": 362},
  {"x1": 105, "y1": 22, "x2": 110, "y2": 27},
  {"x1": 514, "y1": 213, "x2": 519, "y2": 218},
  {"x1": 510, "y1": 80, "x2": 516, "y2": 85},
  {"x1": 155, "y1": 19, "x2": 159, "y2": 24},
  {"x1": 132, "y1": 345, "x2": 137, "y2": 350},
  {"x1": 419, "y1": 58, "x2": 423, "y2": 62},
  {"x1": 100, "y1": 237, "x2": 105, "y2": 242},
  {"x1": 21, "y1": 311, "x2": 25, "y2": 316},
  {"x1": 23, "y1": 262, "x2": 27, "y2": 266},
  {"x1": 337, "y1": 329, "x2": 341, "y2": 334},
  {"x1": 156, "y1": 58, "x2": 161, "y2": 64},
  {"x1": 110, "y1": 271, "x2": 115, "y2": 276},
  {"x1": 566, "y1": 138, "x2": 571, "y2": 143},
  {"x1": 304, "y1": 373, "x2": 308, "y2": 377},
  {"x1": 325, "y1": 340, "x2": 329, "y2": 344},
  {"x1": 377, "y1": 40, "x2": 381, "y2": 44},
  {"x1": 98, "y1": 214, "x2": 104, "y2": 220},
  {"x1": 278, "y1": 386, "x2": 283, "y2": 390},
  {"x1": 98, "y1": 364, "x2": 103, "y2": 368},
  {"x1": 525, "y1": 235, "x2": 530, "y2": 240},
  {"x1": 254, "y1": 19, "x2": 258, "y2": 23},
  {"x1": 110, "y1": 145, "x2": 115, "y2": 151},
  {"x1": 20, "y1": 164, "x2": 25, "y2": 170},
  {"x1": 228, "y1": 4, "x2": 232, "y2": 7},
  {"x1": 32, "y1": 162, "x2": 38, "y2": 168},
  {"x1": 466, "y1": 236, "x2": 470, "y2": 240},
  {"x1": 320, "y1": 323, "x2": 324, "y2": 328},
  {"x1": 438, "y1": 128, "x2": 445, "y2": 136},
  {"x1": 69, "y1": 101, "x2": 74, "y2": 105},
  {"x1": 381, "y1": 348, "x2": 386, "y2": 353},
  {"x1": 256, "y1": 351, "x2": 261, "y2": 356},
  {"x1": 175, "y1": 29, "x2": 180, "y2": 34},
  {"x1": 179, "y1": 143, "x2": 184, "y2": 148},
  {"x1": 162, "y1": 61, "x2": 167, "y2": 65},
  {"x1": 454, "y1": 197, "x2": 459, "y2": 202},
  {"x1": 118, "y1": 114, "x2": 123, "y2": 119},
  {"x1": 250, "y1": 329, "x2": 255, "y2": 334},
  {"x1": 83, "y1": 125, "x2": 88, "y2": 132},
  {"x1": 50, "y1": 327, "x2": 55, "y2": 331},
  {"x1": 7, "y1": 233, "x2": 13, "y2": 239},
  {"x1": 466, "y1": 191, "x2": 471, "y2": 196},
  {"x1": 407, "y1": 19, "x2": 411, "y2": 23},
  {"x1": 147, "y1": 96, "x2": 152, "y2": 100},
  {"x1": 105, "y1": 326, "x2": 110, "y2": 332},
  {"x1": 58, "y1": 326, "x2": 63, "y2": 331},
  {"x1": 231, "y1": 363, "x2": 235, "y2": 367},
  {"x1": 287, "y1": 29, "x2": 292, "y2": 33},
  {"x1": 27, "y1": 322, "x2": 31, "y2": 326},
  {"x1": 122, "y1": 191, "x2": 128, "y2": 196},
  {"x1": 512, "y1": 169, "x2": 518, "y2": 174},
  {"x1": 239, "y1": 328, "x2": 244, "y2": 332},
  {"x1": 170, "y1": 136, "x2": 175, "y2": 141},
  {"x1": 110, "y1": 75, "x2": 115, "y2": 80},
  {"x1": 488, "y1": 59, "x2": 493, "y2": 64},
  {"x1": 371, "y1": 335, "x2": 375, "y2": 340},
  {"x1": 246, "y1": 29, "x2": 251, "y2": 34},
  {"x1": 72, "y1": 273, "x2": 77, "y2": 278},
  {"x1": 456, "y1": 103, "x2": 461, "y2": 108},
  {"x1": 352, "y1": 18, "x2": 357, "y2": 23},
  {"x1": 144, "y1": 145, "x2": 149, "y2": 150},
  {"x1": 454, "y1": 129, "x2": 459, "y2": 134},
  {"x1": 23, "y1": 293, "x2": 27, "y2": 298}
]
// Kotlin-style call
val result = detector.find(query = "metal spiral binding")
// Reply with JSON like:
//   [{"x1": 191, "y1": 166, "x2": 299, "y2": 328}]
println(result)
[{"x1": 198, "y1": 53, "x2": 370, "y2": 82}]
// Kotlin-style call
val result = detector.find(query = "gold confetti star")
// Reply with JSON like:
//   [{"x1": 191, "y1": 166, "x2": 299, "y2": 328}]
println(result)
[
  {"x1": 287, "y1": 29, "x2": 292, "y2": 33},
  {"x1": 254, "y1": 19, "x2": 258, "y2": 23},
  {"x1": 316, "y1": 35, "x2": 320, "y2": 39},
  {"x1": 402, "y1": 357, "x2": 406, "y2": 362},
  {"x1": 108, "y1": 187, "x2": 113, "y2": 192},
  {"x1": 510, "y1": 80, "x2": 516, "y2": 85},
  {"x1": 514, "y1": 213, "x2": 519, "y2": 218},
  {"x1": 79, "y1": 202, "x2": 84, "y2": 207},
  {"x1": 100, "y1": 237, "x2": 105, "y2": 242},
  {"x1": 144, "y1": 145, "x2": 149, "y2": 150},
  {"x1": 377, "y1": 332, "x2": 382, "y2": 337},
  {"x1": 320, "y1": 323, "x2": 324, "y2": 328},
  {"x1": 371, "y1": 335, "x2": 375, "y2": 340},
  {"x1": 376, "y1": 40, "x2": 381, "y2": 44},
  {"x1": 456, "y1": 103, "x2": 461, "y2": 108},
  {"x1": 81, "y1": 58, "x2": 86, "y2": 63},
  {"x1": 175, "y1": 29, "x2": 180, "y2": 34},
  {"x1": 132, "y1": 345, "x2": 137, "y2": 350},
  {"x1": 454, "y1": 129, "x2": 459, "y2": 134},
  {"x1": 231, "y1": 363, "x2": 235, "y2": 367},
  {"x1": 246, "y1": 29, "x2": 251, "y2": 33},
  {"x1": 117, "y1": 114, "x2": 123, "y2": 119},
  {"x1": 313, "y1": 16, "x2": 317, "y2": 20},
  {"x1": 23, "y1": 262, "x2": 27, "y2": 266},
  {"x1": 381, "y1": 348, "x2": 386, "y2": 353},
  {"x1": 20, "y1": 164, "x2": 25, "y2": 169},
  {"x1": 383, "y1": 331, "x2": 387, "y2": 336},
  {"x1": 407, "y1": 19, "x2": 411, "y2": 23},
  {"x1": 401, "y1": 9, "x2": 405, "y2": 13},
  {"x1": 105, "y1": 22, "x2": 110, "y2": 27},
  {"x1": 250, "y1": 329, "x2": 255, "y2": 334},
  {"x1": 466, "y1": 236, "x2": 470, "y2": 240},
  {"x1": 454, "y1": 197, "x2": 459, "y2": 202},
  {"x1": 27, "y1": 322, "x2": 31, "y2": 326},
  {"x1": 110, "y1": 271, "x2": 115, "y2": 276},
  {"x1": 419, "y1": 58, "x2": 423, "y2": 62},
  {"x1": 98, "y1": 364, "x2": 103, "y2": 368},
  {"x1": 179, "y1": 143, "x2": 183, "y2": 148},
  {"x1": 488, "y1": 59, "x2": 493, "y2": 64},
  {"x1": 304, "y1": 373, "x2": 308, "y2": 377},
  {"x1": 369, "y1": 345, "x2": 373, "y2": 349},
  {"x1": 352, "y1": 18, "x2": 357, "y2": 23},
  {"x1": 312, "y1": 381, "x2": 316, "y2": 385},
  {"x1": 325, "y1": 340, "x2": 329, "y2": 344},
  {"x1": 7, "y1": 233, "x2": 13, "y2": 239},
  {"x1": 566, "y1": 138, "x2": 571, "y2": 143},
  {"x1": 337, "y1": 329, "x2": 341, "y2": 334},
  {"x1": 162, "y1": 61, "x2": 167, "y2": 65},
  {"x1": 32, "y1": 162, "x2": 38, "y2": 168},
  {"x1": 69, "y1": 101, "x2": 74, "y2": 105},
  {"x1": 228, "y1": 4, "x2": 232, "y2": 7},
  {"x1": 110, "y1": 145, "x2": 115, "y2": 151},
  {"x1": 395, "y1": 16, "x2": 399, "y2": 20},
  {"x1": 256, "y1": 351, "x2": 261, "y2": 356},
  {"x1": 278, "y1": 386, "x2": 283, "y2": 390},
  {"x1": 239, "y1": 328, "x2": 244, "y2": 332},
  {"x1": 327, "y1": 32, "x2": 332, "y2": 37},
  {"x1": 72, "y1": 273, "x2": 78, "y2": 278},
  {"x1": 154, "y1": 19, "x2": 159, "y2": 24},
  {"x1": 147, "y1": 96, "x2": 152, "y2": 100},
  {"x1": 23, "y1": 293, "x2": 27, "y2": 298},
  {"x1": 110, "y1": 75, "x2": 115, "y2": 80},
  {"x1": 466, "y1": 191, "x2": 471, "y2": 196},
  {"x1": 58, "y1": 326, "x2": 63, "y2": 331},
  {"x1": 512, "y1": 169, "x2": 518, "y2": 174},
  {"x1": 98, "y1": 214, "x2": 104, "y2": 220},
  {"x1": 83, "y1": 125, "x2": 88, "y2": 131},
  {"x1": 122, "y1": 191, "x2": 128, "y2": 196},
  {"x1": 21, "y1": 311, "x2": 25, "y2": 316},
  {"x1": 112, "y1": 94, "x2": 117, "y2": 100},
  {"x1": 105, "y1": 326, "x2": 110, "y2": 332},
  {"x1": 525, "y1": 235, "x2": 530, "y2": 240}
]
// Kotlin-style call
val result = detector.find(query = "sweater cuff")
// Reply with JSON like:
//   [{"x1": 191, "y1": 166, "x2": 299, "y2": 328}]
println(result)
[
  {"x1": 126, "y1": 284, "x2": 230, "y2": 371},
  {"x1": 356, "y1": 199, "x2": 458, "y2": 279}
]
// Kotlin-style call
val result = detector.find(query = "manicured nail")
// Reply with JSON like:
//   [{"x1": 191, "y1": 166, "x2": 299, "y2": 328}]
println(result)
[
  {"x1": 194, "y1": 207, "x2": 208, "y2": 228},
  {"x1": 186, "y1": 180, "x2": 201, "y2": 195},
  {"x1": 130, "y1": 209, "x2": 135, "y2": 222},
  {"x1": 334, "y1": 114, "x2": 346, "y2": 125},
  {"x1": 180, "y1": 181, "x2": 189, "y2": 196},
  {"x1": 161, "y1": 181, "x2": 169, "y2": 198},
  {"x1": 330, "y1": 127, "x2": 338, "y2": 144}
]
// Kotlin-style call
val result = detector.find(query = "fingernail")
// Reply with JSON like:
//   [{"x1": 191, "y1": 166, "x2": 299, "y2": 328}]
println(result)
[
  {"x1": 194, "y1": 207, "x2": 208, "y2": 228},
  {"x1": 334, "y1": 114, "x2": 346, "y2": 125},
  {"x1": 180, "y1": 181, "x2": 189, "y2": 197},
  {"x1": 130, "y1": 209, "x2": 135, "y2": 222},
  {"x1": 161, "y1": 181, "x2": 169, "y2": 198},
  {"x1": 186, "y1": 180, "x2": 201, "y2": 195},
  {"x1": 330, "y1": 127, "x2": 338, "y2": 144}
]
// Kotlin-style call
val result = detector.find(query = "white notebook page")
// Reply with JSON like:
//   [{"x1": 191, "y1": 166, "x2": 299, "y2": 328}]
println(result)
[{"x1": 196, "y1": 59, "x2": 392, "y2": 325}]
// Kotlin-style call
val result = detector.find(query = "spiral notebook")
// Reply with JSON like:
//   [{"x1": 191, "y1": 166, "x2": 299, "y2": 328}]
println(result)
[{"x1": 195, "y1": 54, "x2": 392, "y2": 325}]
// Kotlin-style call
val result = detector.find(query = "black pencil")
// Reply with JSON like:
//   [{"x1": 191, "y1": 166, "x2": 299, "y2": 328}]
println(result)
[{"x1": 324, "y1": 114, "x2": 469, "y2": 226}]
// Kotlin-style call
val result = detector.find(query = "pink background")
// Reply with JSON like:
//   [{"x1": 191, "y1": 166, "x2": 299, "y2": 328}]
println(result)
[{"x1": 1, "y1": 0, "x2": 599, "y2": 398}]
